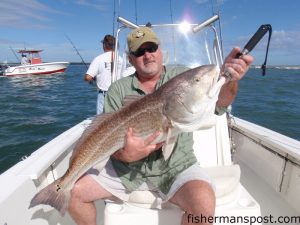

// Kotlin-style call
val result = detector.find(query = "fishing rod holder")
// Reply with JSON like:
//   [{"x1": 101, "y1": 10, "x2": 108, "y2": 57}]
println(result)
[
  {"x1": 192, "y1": 15, "x2": 223, "y2": 65},
  {"x1": 192, "y1": 15, "x2": 219, "y2": 33},
  {"x1": 117, "y1": 17, "x2": 139, "y2": 29}
]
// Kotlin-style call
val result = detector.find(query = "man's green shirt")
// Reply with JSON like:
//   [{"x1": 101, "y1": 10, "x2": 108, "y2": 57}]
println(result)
[{"x1": 104, "y1": 66, "x2": 207, "y2": 194}]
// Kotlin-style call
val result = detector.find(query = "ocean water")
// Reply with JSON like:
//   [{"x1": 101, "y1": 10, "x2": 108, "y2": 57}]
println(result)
[
  {"x1": 0, "y1": 65, "x2": 299, "y2": 173},
  {"x1": 232, "y1": 67, "x2": 300, "y2": 139}
]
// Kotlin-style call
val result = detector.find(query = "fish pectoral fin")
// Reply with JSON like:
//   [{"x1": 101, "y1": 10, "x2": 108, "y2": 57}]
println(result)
[{"x1": 162, "y1": 128, "x2": 177, "y2": 160}]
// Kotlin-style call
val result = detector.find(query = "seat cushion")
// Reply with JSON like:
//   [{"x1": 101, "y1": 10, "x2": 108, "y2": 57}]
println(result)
[
  {"x1": 204, "y1": 164, "x2": 241, "y2": 198},
  {"x1": 126, "y1": 164, "x2": 241, "y2": 207}
]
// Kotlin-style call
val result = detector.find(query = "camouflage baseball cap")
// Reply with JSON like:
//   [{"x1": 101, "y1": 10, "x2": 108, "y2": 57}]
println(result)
[{"x1": 127, "y1": 27, "x2": 160, "y2": 53}]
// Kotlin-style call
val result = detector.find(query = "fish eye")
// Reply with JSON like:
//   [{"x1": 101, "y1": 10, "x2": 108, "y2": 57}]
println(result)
[{"x1": 194, "y1": 77, "x2": 201, "y2": 82}]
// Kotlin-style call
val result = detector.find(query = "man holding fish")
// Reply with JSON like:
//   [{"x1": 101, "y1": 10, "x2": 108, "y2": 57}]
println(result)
[
  {"x1": 68, "y1": 27, "x2": 253, "y2": 225},
  {"x1": 29, "y1": 26, "x2": 253, "y2": 225}
]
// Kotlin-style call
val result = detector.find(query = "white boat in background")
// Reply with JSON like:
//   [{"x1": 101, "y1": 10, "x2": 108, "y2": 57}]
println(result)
[
  {"x1": 1, "y1": 49, "x2": 69, "y2": 77},
  {"x1": 0, "y1": 16, "x2": 299, "y2": 225}
]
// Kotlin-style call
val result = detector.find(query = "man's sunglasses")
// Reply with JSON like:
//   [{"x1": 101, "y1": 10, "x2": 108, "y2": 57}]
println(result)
[{"x1": 130, "y1": 44, "x2": 158, "y2": 57}]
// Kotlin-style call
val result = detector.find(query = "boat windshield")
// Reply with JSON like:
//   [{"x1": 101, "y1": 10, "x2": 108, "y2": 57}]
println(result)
[{"x1": 113, "y1": 18, "x2": 223, "y2": 81}]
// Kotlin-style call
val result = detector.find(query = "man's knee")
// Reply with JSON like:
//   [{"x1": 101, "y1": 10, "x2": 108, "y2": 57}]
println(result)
[
  {"x1": 171, "y1": 180, "x2": 216, "y2": 213},
  {"x1": 70, "y1": 174, "x2": 114, "y2": 204},
  {"x1": 70, "y1": 180, "x2": 85, "y2": 202},
  {"x1": 193, "y1": 181, "x2": 215, "y2": 205},
  {"x1": 190, "y1": 180, "x2": 215, "y2": 199},
  {"x1": 70, "y1": 175, "x2": 94, "y2": 202}
]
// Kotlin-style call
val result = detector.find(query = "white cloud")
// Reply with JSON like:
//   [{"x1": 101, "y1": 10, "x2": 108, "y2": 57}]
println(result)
[
  {"x1": 194, "y1": 0, "x2": 210, "y2": 4},
  {"x1": 0, "y1": 38, "x2": 17, "y2": 45},
  {"x1": 194, "y1": 0, "x2": 225, "y2": 6},
  {"x1": 75, "y1": 0, "x2": 107, "y2": 11},
  {"x1": 226, "y1": 29, "x2": 300, "y2": 53},
  {"x1": 0, "y1": 0, "x2": 67, "y2": 28},
  {"x1": 271, "y1": 30, "x2": 300, "y2": 51}
]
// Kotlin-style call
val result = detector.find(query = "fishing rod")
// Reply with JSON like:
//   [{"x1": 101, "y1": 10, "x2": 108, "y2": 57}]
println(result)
[
  {"x1": 9, "y1": 46, "x2": 20, "y2": 63},
  {"x1": 65, "y1": 35, "x2": 88, "y2": 69},
  {"x1": 223, "y1": 24, "x2": 272, "y2": 78},
  {"x1": 209, "y1": 24, "x2": 272, "y2": 98}
]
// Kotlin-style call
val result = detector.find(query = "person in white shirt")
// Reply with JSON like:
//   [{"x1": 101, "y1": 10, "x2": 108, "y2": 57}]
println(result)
[
  {"x1": 21, "y1": 54, "x2": 30, "y2": 65},
  {"x1": 85, "y1": 35, "x2": 122, "y2": 114}
]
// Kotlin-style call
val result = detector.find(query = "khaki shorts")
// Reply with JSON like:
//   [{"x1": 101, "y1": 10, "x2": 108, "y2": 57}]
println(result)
[{"x1": 89, "y1": 159, "x2": 214, "y2": 208}]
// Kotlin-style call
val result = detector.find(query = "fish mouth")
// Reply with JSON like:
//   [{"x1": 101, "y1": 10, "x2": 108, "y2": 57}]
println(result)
[
  {"x1": 206, "y1": 67, "x2": 222, "y2": 99},
  {"x1": 206, "y1": 76, "x2": 219, "y2": 96},
  {"x1": 207, "y1": 75, "x2": 225, "y2": 99}
]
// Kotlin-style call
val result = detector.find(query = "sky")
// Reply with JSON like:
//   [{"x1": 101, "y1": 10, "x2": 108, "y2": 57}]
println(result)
[{"x1": 0, "y1": 0, "x2": 299, "y2": 66}]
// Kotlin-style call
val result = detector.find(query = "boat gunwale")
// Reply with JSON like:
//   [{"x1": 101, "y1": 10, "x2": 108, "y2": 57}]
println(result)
[{"x1": 230, "y1": 116, "x2": 300, "y2": 167}]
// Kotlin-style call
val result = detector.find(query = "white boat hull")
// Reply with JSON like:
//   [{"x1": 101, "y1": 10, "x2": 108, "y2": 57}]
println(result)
[
  {"x1": 0, "y1": 116, "x2": 299, "y2": 225},
  {"x1": 3, "y1": 62, "x2": 70, "y2": 76}
]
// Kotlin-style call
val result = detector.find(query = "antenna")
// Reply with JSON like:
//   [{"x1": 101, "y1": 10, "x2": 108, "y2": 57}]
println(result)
[
  {"x1": 169, "y1": 0, "x2": 174, "y2": 24},
  {"x1": 113, "y1": 0, "x2": 116, "y2": 34},
  {"x1": 134, "y1": 0, "x2": 138, "y2": 25}
]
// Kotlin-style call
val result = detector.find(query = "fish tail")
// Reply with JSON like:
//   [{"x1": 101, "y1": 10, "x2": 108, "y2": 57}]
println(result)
[{"x1": 29, "y1": 179, "x2": 70, "y2": 216}]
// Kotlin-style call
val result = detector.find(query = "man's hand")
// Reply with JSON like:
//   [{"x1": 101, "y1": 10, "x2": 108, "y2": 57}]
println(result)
[
  {"x1": 84, "y1": 74, "x2": 95, "y2": 85},
  {"x1": 221, "y1": 47, "x2": 254, "y2": 82},
  {"x1": 113, "y1": 127, "x2": 164, "y2": 163}
]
